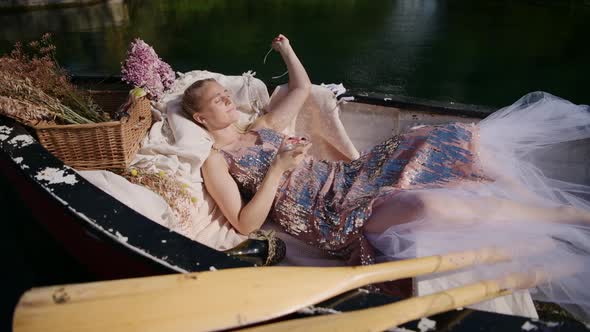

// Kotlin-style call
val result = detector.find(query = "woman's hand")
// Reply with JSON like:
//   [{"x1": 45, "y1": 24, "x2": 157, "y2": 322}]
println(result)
[
  {"x1": 249, "y1": 34, "x2": 311, "y2": 134},
  {"x1": 271, "y1": 34, "x2": 291, "y2": 54},
  {"x1": 272, "y1": 138, "x2": 311, "y2": 173}
]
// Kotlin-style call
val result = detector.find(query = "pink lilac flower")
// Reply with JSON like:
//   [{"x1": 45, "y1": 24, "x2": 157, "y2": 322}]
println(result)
[
  {"x1": 121, "y1": 38, "x2": 175, "y2": 101},
  {"x1": 158, "y1": 60, "x2": 175, "y2": 90}
]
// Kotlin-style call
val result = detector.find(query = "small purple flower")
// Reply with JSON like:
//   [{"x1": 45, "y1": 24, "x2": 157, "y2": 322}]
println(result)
[
  {"x1": 121, "y1": 38, "x2": 175, "y2": 101},
  {"x1": 158, "y1": 60, "x2": 175, "y2": 90}
]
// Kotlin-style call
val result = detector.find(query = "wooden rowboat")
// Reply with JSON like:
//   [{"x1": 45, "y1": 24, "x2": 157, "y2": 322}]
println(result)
[{"x1": 2, "y1": 76, "x2": 587, "y2": 331}]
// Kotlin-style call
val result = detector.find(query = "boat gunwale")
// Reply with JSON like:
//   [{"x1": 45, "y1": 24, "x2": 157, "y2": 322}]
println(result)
[{"x1": 344, "y1": 93, "x2": 493, "y2": 119}]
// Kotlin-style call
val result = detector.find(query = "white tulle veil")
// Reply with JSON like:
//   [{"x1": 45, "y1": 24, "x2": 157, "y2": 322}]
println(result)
[{"x1": 367, "y1": 92, "x2": 590, "y2": 323}]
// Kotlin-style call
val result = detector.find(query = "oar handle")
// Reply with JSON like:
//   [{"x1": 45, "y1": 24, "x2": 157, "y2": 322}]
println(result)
[
  {"x1": 349, "y1": 247, "x2": 510, "y2": 288},
  {"x1": 409, "y1": 271, "x2": 545, "y2": 320},
  {"x1": 239, "y1": 270, "x2": 550, "y2": 332},
  {"x1": 371, "y1": 269, "x2": 553, "y2": 330}
]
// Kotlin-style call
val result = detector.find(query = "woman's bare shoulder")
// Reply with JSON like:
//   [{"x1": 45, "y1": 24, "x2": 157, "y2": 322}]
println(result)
[{"x1": 203, "y1": 150, "x2": 228, "y2": 172}]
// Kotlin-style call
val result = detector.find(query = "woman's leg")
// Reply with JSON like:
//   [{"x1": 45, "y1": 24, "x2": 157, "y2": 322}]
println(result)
[
  {"x1": 268, "y1": 85, "x2": 359, "y2": 161},
  {"x1": 419, "y1": 191, "x2": 590, "y2": 224},
  {"x1": 364, "y1": 190, "x2": 590, "y2": 234},
  {"x1": 364, "y1": 192, "x2": 426, "y2": 234}
]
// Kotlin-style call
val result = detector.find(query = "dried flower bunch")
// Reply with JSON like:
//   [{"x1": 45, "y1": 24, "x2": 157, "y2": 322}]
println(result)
[
  {"x1": 122, "y1": 168, "x2": 197, "y2": 230},
  {"x1": 0, "y1": 33, "x2": 111, "y2": 126},
  {"x1": 121, "y1": 39, "x2": 175, "y2": 101}
]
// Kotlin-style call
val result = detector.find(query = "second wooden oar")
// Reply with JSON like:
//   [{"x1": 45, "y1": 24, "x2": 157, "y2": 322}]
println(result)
[
  {"x1": 239, "y1": 270, "x2": 550, "y2": 332},
  {"x1": 13, "y1": 247, "x2": 510, "y2": 332}
]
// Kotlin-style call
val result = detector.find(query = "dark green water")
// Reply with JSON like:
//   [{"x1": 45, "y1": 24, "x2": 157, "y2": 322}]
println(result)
[{"x1": 1, "y1": 0, "x2": 589, "y2": 108}]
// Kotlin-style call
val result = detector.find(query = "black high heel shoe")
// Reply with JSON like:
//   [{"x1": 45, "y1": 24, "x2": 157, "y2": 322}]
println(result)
[{"x1": 223, "y1": 230, "x2": 287, "y2": 266}]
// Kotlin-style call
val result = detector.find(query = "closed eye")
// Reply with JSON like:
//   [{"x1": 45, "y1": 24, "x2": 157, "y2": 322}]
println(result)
[{"x1": 213, "y1": 90, "x2": 230, "y2": 104}]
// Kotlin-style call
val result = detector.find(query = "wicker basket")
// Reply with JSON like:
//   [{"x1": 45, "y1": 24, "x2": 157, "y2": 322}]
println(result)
[{"x1": 35, "y1": 90, "x2": 152, "y2": 170}]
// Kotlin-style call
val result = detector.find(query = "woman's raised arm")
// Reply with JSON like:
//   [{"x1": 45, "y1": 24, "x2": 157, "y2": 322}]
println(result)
[{"x1": 252, "y1": 34, "x2": 312, "y2": 132}]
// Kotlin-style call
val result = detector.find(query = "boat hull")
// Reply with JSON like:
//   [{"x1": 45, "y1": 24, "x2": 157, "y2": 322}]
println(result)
[{"x1": 3, "y1": 78, "x2": 588, "y2": 330}]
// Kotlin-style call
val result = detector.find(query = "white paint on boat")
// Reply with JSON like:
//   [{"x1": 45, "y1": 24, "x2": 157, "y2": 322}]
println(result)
[
  {"x1": 521, "y1": 321, "x2": 538, "y2": 331},
  {"x1": 9, "y1": 134, "x2": 34, "y2": 148},
  {"x1": 387, "y1": 327, "x2": 417, "y2": 332},
  {"x1": 0, "y1": 125, "x2": 12, "y2": 135},
  {"x1": 296, "y1": 305, "x2": 341, "y2": 315},
  {"x1": 35, "y1": 167, "x2": 78, "y2": 185},
  {"x1": 417, "y1": 317, "x2": 437, "y2": 332},
  {"x1": 38, "y1": 184, "x2": 69, "y2": 206},
  {"x1": 13, "y1": 156, "x2": 31, "y2": 169},
  {"x1": 115, "y1": 231, "x2": 128, "y2": 242}
]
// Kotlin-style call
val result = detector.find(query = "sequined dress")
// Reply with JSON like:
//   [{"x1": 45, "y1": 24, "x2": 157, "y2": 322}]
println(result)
[{"x1": 218, "y1": 122, "x2": 485, "y2": 266}]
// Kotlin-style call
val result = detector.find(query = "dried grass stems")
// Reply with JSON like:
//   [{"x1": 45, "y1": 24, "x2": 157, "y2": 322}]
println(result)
[
  {"x1": 122, "y1": 168, "x2": 198, "y2": 228},
  {"x1": 0, "y1": 33, "x2": 111, "y2": 126},
  {"x1": 0, "y1": 95, "x2": 53, "y2": 127},
  {"x1": 0, "y1": 74, "x2": 98, "y2": 125}
]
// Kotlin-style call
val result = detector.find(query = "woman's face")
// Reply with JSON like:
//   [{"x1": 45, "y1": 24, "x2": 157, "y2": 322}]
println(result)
[{"x1": 193, "y1": 81, "x2": 240, "y2": 130}]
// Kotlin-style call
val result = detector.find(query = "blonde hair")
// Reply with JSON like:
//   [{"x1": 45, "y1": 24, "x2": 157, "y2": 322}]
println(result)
[
  {"x1": 181, "y1": 78, "x2": 216, "y2": 121},
  {"x1": 181, "y1": 78, "x2": 249, "y2": 134}
]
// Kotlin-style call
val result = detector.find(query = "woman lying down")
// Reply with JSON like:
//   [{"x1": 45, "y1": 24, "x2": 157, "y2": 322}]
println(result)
[{"x1": 181, "y1": 34, "x2": 590, "y2": 322}]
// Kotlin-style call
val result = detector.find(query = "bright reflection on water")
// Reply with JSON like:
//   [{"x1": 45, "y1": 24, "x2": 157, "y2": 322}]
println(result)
[{"x1": 0, "y1": 0, "x2": 589, "y2": 107}]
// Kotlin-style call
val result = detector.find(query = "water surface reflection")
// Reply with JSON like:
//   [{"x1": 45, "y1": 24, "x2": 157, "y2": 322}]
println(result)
[{"x1": 0, "y1": 0, "x2": 588, "y2": 107}]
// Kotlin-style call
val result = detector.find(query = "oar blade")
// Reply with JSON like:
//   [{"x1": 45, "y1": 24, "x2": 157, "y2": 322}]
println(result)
[{"x1": 13, "y1": 266, "x2": 354, "y2": 332}]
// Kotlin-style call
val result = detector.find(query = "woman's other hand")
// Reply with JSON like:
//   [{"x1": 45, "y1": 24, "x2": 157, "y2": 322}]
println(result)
[
  {"x1": 271, "y1": 34, "x2": 291, "y2": 54},
  {"x1": 272, "y1": 139, "x2": 311, "y2": 173}
]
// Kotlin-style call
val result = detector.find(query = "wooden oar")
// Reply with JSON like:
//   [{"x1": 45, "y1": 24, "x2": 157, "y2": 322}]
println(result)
[
  {"x1": 12, "y1": 247, "x2": 511, "y2": 332},
  {"x1": 239, "y1": 270, "x2": 550, "y2": 332}
]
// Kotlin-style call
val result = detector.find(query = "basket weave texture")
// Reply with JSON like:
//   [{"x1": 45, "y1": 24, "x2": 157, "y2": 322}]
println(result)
[{"x1": 35, "y1": 90, "x2": 152, "y2": 170}]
